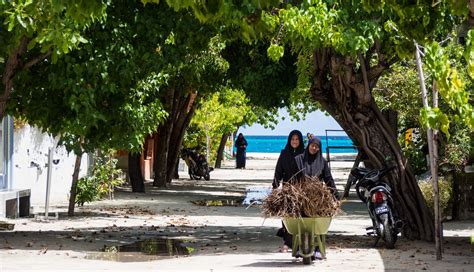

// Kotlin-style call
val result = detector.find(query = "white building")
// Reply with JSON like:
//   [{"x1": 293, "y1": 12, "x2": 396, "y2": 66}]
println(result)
[{"x1": 0, "y1": 117, "x2": 89, "y2": 218}]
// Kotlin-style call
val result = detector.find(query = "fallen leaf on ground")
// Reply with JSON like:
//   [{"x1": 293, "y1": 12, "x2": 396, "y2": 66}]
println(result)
[{"x1": 38, "y1": 247, "x2": 48, "y2": 254}]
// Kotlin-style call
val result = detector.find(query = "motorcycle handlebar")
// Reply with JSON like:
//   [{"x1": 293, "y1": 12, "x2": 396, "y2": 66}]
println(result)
[{"x1": 351, "y1": 165, "x2": 396, "y2": 186}]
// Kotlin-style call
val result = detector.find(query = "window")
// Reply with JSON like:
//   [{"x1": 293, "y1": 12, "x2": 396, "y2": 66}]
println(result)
[{"x1": 0, "y1": 116, "x2": 13, "y2": 190}]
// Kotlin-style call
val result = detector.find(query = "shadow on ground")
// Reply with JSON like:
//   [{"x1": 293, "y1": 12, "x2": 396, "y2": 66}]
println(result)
[{"x1": 1, "y1": 167, "x2": 473, "y2": 270}]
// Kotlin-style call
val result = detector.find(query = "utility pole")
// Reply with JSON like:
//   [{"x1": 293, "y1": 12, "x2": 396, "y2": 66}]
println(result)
[{"x1": 415, "y1": 42, "x2": 442, "y2": 260}]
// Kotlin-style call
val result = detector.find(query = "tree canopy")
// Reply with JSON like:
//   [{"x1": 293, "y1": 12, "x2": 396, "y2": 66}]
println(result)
[
  {"x1": 0, "y1": 0, "x2": 108, "y2": 115},
  {"x1": 155, "y1": 0, "x2": 472, "y2": 241},
  {"x1": 2, "y1": 0, "x2": 472, "y2": 238},
  {"x1": 189, "y1": 88, "x2": 254, "y2": 161},
  {"x1": 8, "y1": 0, "x2": 228, "y2": 153}
]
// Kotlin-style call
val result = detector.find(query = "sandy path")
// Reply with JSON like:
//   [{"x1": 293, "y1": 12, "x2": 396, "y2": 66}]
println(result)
[{"x1": 0, "y1": 157, "x2": 472, "y2": 271}]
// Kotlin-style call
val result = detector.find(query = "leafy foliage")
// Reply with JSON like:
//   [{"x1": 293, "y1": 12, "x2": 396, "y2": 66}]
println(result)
[
  {"x1": 8, "y1": 1, "x2": 228, "y2": 153},
  {"x1": 222, "y1": 41, "x2": 297, "y2": 109},
  {"x1": 402, "y1": 140, "x2": 428, "y2": 175},
  {"x1": 419, "y1": 177, "x2": 453, "y2": 216},
  {"x1": 375, "y1": 61, "x2": 422, "y2": 130},
  {"x1": 76, "y1": 151, "x2": 124, "y2": 206},
  {"x1": 423, "y1": 40, "x2": 473, "y2": 137},
  {"x1": 0, "y1": 0, "x2": 107, "y2": 63},
  {"x1": 441, "y1": 124, "x2": 472, "y2": 171},
  {"x1": 267, "y1": 44, "x2": 284, "y2": 61},
  {"x1": 375, "y1": 58, "x2": 472, "y2": 173},
  {"x1": 189, "y1": 89, "x2": 254, "y2": 162}
]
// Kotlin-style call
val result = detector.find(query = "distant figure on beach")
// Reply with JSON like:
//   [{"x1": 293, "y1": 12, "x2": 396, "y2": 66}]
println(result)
[
  {"x1": 273, "y1": 130, "x2": 305, "y2": 252},
  {"x1": 306, "y1": 132, "x2": 314, "y2": 140},
  {"x1": 235, "y1": 133, "x2": 248, "y2": 169}
]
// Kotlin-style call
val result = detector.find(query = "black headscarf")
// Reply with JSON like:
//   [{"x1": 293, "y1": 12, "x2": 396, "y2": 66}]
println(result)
[
  {"x1": 284, "y1": 130, "x2": 304, "y2": 156},
  {"x1": 235, "y1": 133, "x2": 247, "y2": 148},
  {"x1": 298, "y1": 137, "x2": 325, "y2": 177}
]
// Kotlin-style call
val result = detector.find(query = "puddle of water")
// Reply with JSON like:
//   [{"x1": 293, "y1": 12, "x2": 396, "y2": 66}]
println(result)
[
  {"x1": 191, "y1": 199, "x2": 243, "y2": 206},
  {"x1": 86, "y1": 238, "x2": 193, "y2": 262}
]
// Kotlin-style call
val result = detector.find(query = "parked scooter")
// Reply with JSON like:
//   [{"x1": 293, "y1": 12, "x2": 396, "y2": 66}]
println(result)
[
  {"x1": 348, "y1": 166, "x2": 402, "y2": 249},
  {"x1": 181, "y1": 149, "x2": 213, "y2": 181}
]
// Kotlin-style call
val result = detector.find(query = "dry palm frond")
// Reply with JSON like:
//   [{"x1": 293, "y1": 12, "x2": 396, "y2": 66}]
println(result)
[{"x1": 262, "y1": 176, "x2": 340, "y2": 218}]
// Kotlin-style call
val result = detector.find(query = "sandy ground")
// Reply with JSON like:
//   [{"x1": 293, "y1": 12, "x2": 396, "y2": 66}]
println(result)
[{"x1": 0, "y1": 155, "x2": 473, "y2": 272}]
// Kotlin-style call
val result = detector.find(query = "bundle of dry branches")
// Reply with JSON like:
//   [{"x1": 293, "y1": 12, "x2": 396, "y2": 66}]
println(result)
[{"x1": 262, "y1": 177, "x2": 340, "y2": 218}]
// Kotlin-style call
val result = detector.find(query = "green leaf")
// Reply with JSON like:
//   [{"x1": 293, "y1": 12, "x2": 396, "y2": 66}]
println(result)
[
  {"x1": 419, "y1": 107, "x2": 451, "y2": 139},
  {"x1": 267, "y1": 44, "x2": 284, "y2": 62},
  {"x1": 8, "y1": 16, "x2": 16, "y2": 31},
  {"x1": 16, "y1": 14, "x2": 27, "y2": 28},
  {"x1": 27, "y1": 39, "x2": 37, "y2": 50}
]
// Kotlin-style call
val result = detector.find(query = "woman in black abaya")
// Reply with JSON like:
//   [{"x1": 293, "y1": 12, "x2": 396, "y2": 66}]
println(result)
[
  {"x1": 235, "y1": 133, "x2": 248, "y2": 169},
  {"x1": 294, "y1": 136, "x2": 339, "y2": 259},
  {"x1": 273, "y1": 130, "x2": 305, "y2": 252}
]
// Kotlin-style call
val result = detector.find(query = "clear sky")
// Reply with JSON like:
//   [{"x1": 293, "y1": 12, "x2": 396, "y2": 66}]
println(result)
[{"x1": 239, "y1": 108, "x2": 347, "y2": 136}]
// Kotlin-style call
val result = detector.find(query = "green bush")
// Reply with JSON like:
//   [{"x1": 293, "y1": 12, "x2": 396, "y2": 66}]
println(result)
[
  {"x1": 76, "y1": 176, "x2": 99, "y2": 206},
  {"x1": 419, "y1": 176, "x2": 452, "y2": 217},
  {"x1": 441, "y1": 126, "x2": 472, "y2": 171},
  {"x1": 76, "y1": 152, "x2": 124, "y2": 206},
  {"x1": 403, "y1": 141, "x2": 428, "y2": 175}
]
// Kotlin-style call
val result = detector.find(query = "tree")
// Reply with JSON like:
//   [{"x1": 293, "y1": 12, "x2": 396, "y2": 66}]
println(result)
[
  {"x1": 161, "y1": 0, "x2": 469, "y2": 241},
  {"x1": 190, "y1": 89, "x2": 254, "y2": 166},
  {"x1": 150, "y1": 32, "x2": 229, "y2": 187},
  {"x1": 375, "y1": 51, "x2": 472, "y2": 175},
  {"x1": 8, "y1": 0, "x2": 171, "y2": 215},
  {"x1": 0, "y1": 0, "x2": 107, "y2": 117},
  {"x1": 94, "y1": 1, "x2": 227, "y2": 190},
  {"x1": 373, "y1": 62, "x2": 429, "y2": 175}
]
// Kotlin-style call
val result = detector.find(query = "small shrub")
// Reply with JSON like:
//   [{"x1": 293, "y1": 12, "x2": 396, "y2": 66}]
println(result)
[
  {"x1": 419, "y1": 177, "x2": 452, "y2": 216},
  {"x1": 76, "y1": 177, "x2": 100, "y2": 206},
  {"x1": 402, "y1": 140, "x2": 428, "y2": 176},
  {"x1": 76, "y1": 151, "x2": 124, "y2": 206}
]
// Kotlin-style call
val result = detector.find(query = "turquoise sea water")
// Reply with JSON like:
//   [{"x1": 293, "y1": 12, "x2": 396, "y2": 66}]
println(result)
[{"x1": 235, "y1": 135, "x2": 356, "y2": 153}]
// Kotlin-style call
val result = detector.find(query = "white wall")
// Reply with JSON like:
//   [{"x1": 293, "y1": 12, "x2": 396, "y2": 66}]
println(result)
[{"x1": 12, "y1": 125, "x2": 89, "y2": 206}]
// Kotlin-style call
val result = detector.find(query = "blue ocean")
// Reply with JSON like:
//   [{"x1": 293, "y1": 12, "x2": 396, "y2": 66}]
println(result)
[{"x1": 236, "y1": 135, "x2": 357, "y2": 153}]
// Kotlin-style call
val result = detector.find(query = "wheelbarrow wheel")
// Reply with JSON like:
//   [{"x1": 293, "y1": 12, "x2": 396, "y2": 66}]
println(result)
[{"x1": 302, "y1": 232, "x2": 312, "y2": 265}]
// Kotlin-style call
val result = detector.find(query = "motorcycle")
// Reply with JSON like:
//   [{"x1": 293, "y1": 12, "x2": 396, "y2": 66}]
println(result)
[
  {"x1": 349, "y1": 165, "x2": 402, "y2": 249},
  {"x1": 181, "y1": 149, "x2": 213, "y2": 181}
]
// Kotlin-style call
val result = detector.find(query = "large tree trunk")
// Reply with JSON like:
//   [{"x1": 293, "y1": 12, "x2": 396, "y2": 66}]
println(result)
[
  {"x1": 68, "y1": 152, "x2": 83, "y2": 216},
  {"x1": 214, "y1": 132, "x2": 229, "y2": 168},
  {"x1": 382, "y1": 109, "x2": 398, "y2": 136},
  {"x1": 154, "y1": 126, "x2": 171, "y2": 187},
  {"x1": 231, "y1": 127, "x2": 239, "y2": 157},
  {"x1": 153, "y1": 89, "x2": 198, "y2": 187},
  {"x1": 166, "y1": 92, "x2": 198, "y2": 184},
  {"x1": 153, "y1": 87, "x2": 176, "y2": 187},
  {"x1": 128, "y1": 152, "x2": 145, "y2": 192},
  {"x1": 310, "y1": 49, "x2": 434, "y2": 241}
]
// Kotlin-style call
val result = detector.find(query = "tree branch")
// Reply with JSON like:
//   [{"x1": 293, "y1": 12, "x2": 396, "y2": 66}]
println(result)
[
  {"x1": 22, "y1": 49, "x2": 52, "y2": 70},
  {"x1": 358, "y1": 53, "x2": 370, "y2": 91},
  {"x1": 357, "y1": 53, "x2": 371, "y2": 105},
  {"x1": 1, "y1": 37, "x2": 29, "y2": 117}
]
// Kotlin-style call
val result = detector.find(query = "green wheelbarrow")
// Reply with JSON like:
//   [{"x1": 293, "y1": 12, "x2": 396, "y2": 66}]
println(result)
[{"x1": 283, "y1": 217, "x2": 332, "y2": 265}]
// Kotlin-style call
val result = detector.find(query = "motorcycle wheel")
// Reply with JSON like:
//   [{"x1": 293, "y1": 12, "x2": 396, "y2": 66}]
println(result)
[
  {"x1": 302, "y1": 232, "x2": 313, "y2": 265},
  {"x1": 383, "y1": 217, "x2": 397, "y2": 249},
  {"x1": 190, "y1": 174, "x2": 201, "y2": 180}
]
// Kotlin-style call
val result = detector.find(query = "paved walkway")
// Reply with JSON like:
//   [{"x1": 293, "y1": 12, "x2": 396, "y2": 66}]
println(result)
[{"x1": 0, "y1": 157, "x2": 472, "y2": 271}]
